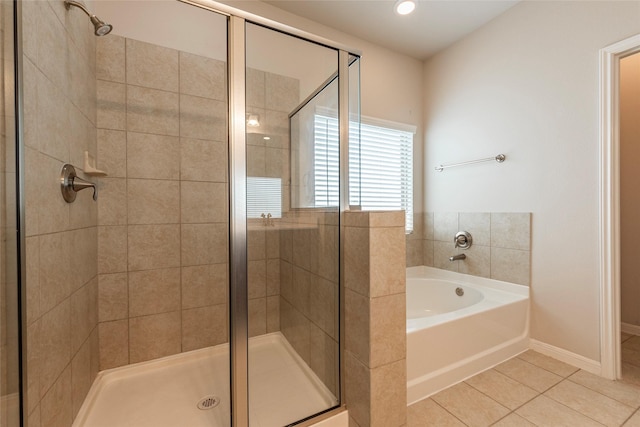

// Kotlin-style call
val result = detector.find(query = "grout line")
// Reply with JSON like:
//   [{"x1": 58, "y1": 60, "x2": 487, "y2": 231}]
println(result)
[
  {"x1": 463, "y1": 372, "x2": 539, "y2": 415},
  {"x1": 429, "y1": 397, "x2": 470, "y2": 426},
  {"x1": 428, "y1": 351, "x2": 640, "y2": 427},
  {"x1": 540, "y1": 382, "x2": 610, "y2": 427},
  {"x1": 513, "y1": 353, "x2": 574, "y2": 380},
  {"x1": 621, "y1": 407, "x2": 640, "y2": 426},
  {"x1": 566, "y1": 371, "x2": 640, "y2": 409}
]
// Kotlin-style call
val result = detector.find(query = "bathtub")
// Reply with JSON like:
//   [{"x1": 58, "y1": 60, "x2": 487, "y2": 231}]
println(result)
[{"x1": 406, "y1": 266, "x2": 529, "y2": 404}]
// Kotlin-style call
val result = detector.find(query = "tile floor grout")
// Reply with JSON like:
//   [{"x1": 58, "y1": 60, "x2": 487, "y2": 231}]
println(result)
[
  {"x1": 468, "y1": 361, "x2": 601, "y2": 426},
  {"x1": 408, "y1": 334, "x2": 640, "y2": 426}
]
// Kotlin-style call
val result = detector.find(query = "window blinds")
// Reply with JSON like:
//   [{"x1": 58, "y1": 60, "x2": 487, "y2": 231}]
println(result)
[
  {"x1": 246, "y1": 176, "x2": 282, "y2": 219},
  {"x1": 314, "y1": 115, "x2": 414, "y2": 232}
]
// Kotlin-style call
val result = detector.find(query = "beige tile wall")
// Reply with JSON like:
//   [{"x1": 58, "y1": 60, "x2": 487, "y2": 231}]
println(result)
[
  {"x1": 407, "y1": 212, "x2": 532, "y2": 286},
  {"x1": 345, "y1": 210, "x2": 407, "y2": 427},
  {"x1": 96, "y1": 36, "x2": 298, "y2": 369},
  {"x1": 96, "y1": 36, "x2": 230, "y2": 368},
  {"x1": 246, "y1": 64, "x2": 298, "y2": 340},
  {"x1": 22, "y1": 1, "x2": 99, "y2": 425},
  {"x1": 279, "y1": 211, "x2": 340, "y2": 396}
]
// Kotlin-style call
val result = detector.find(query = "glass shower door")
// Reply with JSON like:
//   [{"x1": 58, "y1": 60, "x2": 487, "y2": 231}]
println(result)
[{"x1": 245, "y1": 22, "x2": 341, "y2": 425}]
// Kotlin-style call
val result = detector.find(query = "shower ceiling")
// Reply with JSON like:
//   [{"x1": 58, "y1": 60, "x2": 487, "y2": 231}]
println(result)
[{"x1": 262, "y1": 0, "x2": 519, "y2": 60}]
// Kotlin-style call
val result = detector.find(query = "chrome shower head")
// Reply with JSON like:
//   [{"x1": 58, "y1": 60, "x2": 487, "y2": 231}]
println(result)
[
  {"x1": 90, "y1": 15, "x2": 113, "y2": 36},
  {"x1": 65, "y1": 0, "x2": 113, "y2": 37}
]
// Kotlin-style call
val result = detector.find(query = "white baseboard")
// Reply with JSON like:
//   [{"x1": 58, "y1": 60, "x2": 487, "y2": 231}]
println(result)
[
  {"x1": 621, "y1": 323, "x2": 640, "y2": 336},
  {"x1": 529, "y1": 339, "x2": 601, "y2": 375}
]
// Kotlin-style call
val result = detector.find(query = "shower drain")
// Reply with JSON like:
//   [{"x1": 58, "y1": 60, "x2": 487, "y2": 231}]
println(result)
[{"x1": 197, "y1": 395, "x2": 221, "y2": 410}]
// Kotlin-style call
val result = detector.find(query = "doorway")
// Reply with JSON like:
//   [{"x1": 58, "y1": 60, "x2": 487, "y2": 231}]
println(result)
[
  {"x1": 619, "y1": 51, "x2": 640, "y2": 382},
  {"x1": 599, "y1": 34, "x2": 640, "y2": 381}
]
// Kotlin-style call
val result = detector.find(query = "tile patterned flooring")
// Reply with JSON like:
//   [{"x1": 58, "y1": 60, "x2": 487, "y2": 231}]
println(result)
[{"x1": 408, "y1": 333, "x2": 640, "y2": 426}]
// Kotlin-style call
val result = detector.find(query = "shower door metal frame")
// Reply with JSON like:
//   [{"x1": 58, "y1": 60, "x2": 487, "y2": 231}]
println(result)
[
  {"x1": 157, "y1": 1, "x2": 359, "y2": 425},
  {"x1": 228, "y1": 14, "x2": 249, "y2": 427},
  {"x1": 14, "y1": 0, "x2": 28, "y2": 424}
]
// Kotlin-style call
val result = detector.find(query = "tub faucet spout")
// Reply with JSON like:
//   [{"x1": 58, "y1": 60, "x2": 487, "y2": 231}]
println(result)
[{"x1": 449, "y1": 254, "x2": 466, "y2": 262}]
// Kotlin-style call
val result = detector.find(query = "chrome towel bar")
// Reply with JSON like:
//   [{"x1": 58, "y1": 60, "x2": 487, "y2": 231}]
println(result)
[{"x1": 435, "y1": 154, "x2": 506, "y2": 172}]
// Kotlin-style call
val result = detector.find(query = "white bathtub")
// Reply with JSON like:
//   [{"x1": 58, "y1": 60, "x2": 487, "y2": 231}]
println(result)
[{"x1": 406, "y1": 266, "x2": 530, "y2": 404}]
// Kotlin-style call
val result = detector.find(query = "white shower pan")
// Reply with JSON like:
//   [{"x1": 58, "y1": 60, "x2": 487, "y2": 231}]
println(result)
[{"x1": 73, "y1": 332, "x2": 337, "y2": 427}]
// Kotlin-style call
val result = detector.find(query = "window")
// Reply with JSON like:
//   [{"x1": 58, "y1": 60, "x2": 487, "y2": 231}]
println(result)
[
  {"x1": 314, "y1": 115, "x2": 414, "y2": 232},
  {"x1": 247, "y1": 176, "x2": 282, "y2": 219}
]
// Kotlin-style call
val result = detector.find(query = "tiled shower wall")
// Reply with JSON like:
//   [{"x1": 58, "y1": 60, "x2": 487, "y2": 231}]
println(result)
[
  {"x1": 248, "y1": 69, "x2": 341, "y2": 396},
  {"x1": 95, "y1": 36, "x2": 230, "y2": 368},
  {"x1": 246, "y1": 65, "x2": 299, "y2": 338},
  {"x1": 279, "y1": 211, "x2": 340, "y2": 396},
  {"x1": 22, "y1": 1, "x2": 100, "y2": 425},
  {"x1": 96, "y1": 35, "x2": 299, "y2": 369},
  {"x1": 407, "y1": 212, "x2": 531, "y2": 286}
]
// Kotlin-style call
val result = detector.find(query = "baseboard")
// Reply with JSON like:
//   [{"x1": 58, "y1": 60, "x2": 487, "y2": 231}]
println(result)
[
  {"x1": 621, "y1": 323, "x2": 640, "y2": 336},
  {"x1": 529, "y1": 339, "x2": 601, "y2": 375}
]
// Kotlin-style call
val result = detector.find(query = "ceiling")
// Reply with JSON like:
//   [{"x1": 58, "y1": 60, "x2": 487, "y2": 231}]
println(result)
[{"x1": 264, "y1": 0, "x2": 519, "y2": 60}]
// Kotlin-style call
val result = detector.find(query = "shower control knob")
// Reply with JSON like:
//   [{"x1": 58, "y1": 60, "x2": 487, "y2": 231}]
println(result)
[{"x1": 454, "y1": 231, "x2": 472, "y2": 249}]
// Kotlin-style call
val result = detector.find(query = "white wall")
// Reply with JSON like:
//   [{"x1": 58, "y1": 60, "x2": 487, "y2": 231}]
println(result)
[
  {"x1": 621, "y1": 52, "x2": 640, "y2": 329},
  {"x1": 423, "y1": 1, "x2": 640, "y2": 361},
  {"x1": 94, "y1": 1, "x2": 228, "y2": 60}
]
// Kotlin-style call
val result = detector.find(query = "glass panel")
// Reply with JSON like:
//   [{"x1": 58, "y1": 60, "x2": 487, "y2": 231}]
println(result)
[
  {"x1": 1, "y1": 0, "x2": 20, "y2": 425},
  {"x1": 20, "y1": 2, "x2": 231, "y2": 425},
  {"x1": 349, "y1": 56, "x2": 361, "y2": 209},
  {"x1": 245, "y1": 22, "x2": 340, "y2": 425}
]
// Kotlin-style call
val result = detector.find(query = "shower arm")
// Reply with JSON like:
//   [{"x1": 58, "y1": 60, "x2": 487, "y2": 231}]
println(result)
[
  {"x1": 64, "y1": 0, "x2": 93, "y2": 18},
  {"x1": 64, "y1": 0, "x2": 113, "y2": 36}
]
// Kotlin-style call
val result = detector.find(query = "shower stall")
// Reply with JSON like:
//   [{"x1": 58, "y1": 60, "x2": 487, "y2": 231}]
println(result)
[{"x1": 0, "y1": 0, "x2": 361, "y2": 425}]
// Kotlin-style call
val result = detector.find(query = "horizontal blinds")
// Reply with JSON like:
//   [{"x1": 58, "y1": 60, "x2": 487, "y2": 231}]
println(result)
[
  {"x1": 314, "y1": 116, "x2": 340, "y2": 207},
  {"x1": 246, "y1": 177, "x2": 282, "y2": 219},
  {"x1": 314, "y1": 115, "x2": 414, "y2": 232}
]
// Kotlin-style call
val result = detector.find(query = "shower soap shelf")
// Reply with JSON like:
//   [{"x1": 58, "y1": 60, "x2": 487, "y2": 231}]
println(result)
[{"x1": 83, "y1": 151, "x2": 107, "y2": 177}]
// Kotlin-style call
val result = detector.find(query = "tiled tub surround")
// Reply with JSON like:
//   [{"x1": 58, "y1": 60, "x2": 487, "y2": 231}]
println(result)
[
  {"x1": 22, "y1": 1, "x2": 100, "y2": 426},
  {"x1": 407, "y1": 212, "x2": 531, "y2": 286},
  {"x1": 95, "y1": 36, "x2": 298, "y2": 369},
  {"x1": 344, "y1": 211, "x2": 407, "y2": 427}
]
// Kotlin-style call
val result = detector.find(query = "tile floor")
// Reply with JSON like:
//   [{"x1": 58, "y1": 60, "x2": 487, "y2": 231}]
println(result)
[{"x1": 408, "y1": 333, "x2": 640, "y2": 426}]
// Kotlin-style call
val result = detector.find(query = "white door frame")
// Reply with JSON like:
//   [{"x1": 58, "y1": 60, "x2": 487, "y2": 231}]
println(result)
[{"x1": 599, "y1": 34, "x2": 640, "y2": 380}]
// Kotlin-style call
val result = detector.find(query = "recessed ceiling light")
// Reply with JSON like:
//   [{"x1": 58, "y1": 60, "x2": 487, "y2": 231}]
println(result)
[
  {"x1": 247, "y1": 114, "x2": 260, "y2": 127},
  {"x1": 395, "y1": 0, "x2": 416, "y2": 15}
]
